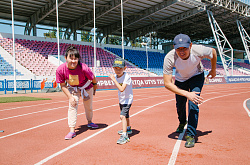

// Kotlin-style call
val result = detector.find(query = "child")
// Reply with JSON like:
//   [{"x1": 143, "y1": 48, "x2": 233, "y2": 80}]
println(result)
[
  {"x1": 109, "y1": 58, "x2": 133, "y2": 145},
  {"x1": 56, "y1": 46, "x2": 99, "y2": 140}
]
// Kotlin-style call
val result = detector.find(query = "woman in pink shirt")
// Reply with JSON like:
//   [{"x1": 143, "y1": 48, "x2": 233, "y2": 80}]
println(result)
[{"x1": 56, "y1": 46, "x2": 98, "y2": 140}]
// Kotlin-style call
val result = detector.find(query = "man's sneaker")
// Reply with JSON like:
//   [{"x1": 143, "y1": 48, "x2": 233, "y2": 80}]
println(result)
[
  {"x1": 65, "y1": 132, "x2": 76, "y2": 140},
  {"x1": 176, "y1": 121, "x2": 187, "y2": 133},
  {"x1": 87, "y1": 123, "x2": 99, "y2": 129},
  {"x1": 185, "y1": 136, "x2": 195, "y2": 148},
  {"x1": 117, "y1": 134, "x2": 130, "y2": 144},
  {"x1": 118, "y1": 126, "x2": 132, "y2": 135}
]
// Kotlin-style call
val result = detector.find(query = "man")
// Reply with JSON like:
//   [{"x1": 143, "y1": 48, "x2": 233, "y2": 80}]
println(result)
[{"x1": 163, "y1": 34, "x2": 217, "y2": 148}]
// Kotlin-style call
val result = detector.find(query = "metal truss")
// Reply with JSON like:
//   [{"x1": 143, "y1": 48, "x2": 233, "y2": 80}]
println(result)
[
  {"x1": 236, "y1": 20, "x2": 250, "y2": 64},
  {"x1": 207, "y1": 10, "x2": 234, "y2": 76},
  {"x1": 203, "y1": 0, "x2": 250, "y2": 17}
]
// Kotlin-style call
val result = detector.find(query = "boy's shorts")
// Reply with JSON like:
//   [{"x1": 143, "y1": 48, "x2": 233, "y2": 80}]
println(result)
[{"x1": 119, "y1": 103, "x2": 132, "y2": 118}]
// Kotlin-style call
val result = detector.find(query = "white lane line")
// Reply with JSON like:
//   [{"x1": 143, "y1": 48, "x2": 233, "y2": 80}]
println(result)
[
  {"x1": 0, "y1": 101, "x2": 66, "y2": 112},
  {"x1": 243, "y1": 98, "x2": 250, "y2": 117},
  {"x1": 167, "y1": 90, "x2": 250, "y2": 165},
  {"x1": 0, "y1": 94, "x2": 173, "y2": 138},
  {"x1": 0, "y1": 106, "x2": 68, "y2": 121},
  {"x1": 168, "y1": 127, "x2": 187, "y2": 165},
  {"x1": 34, "y1": 99, "x2": 175, "y2": 165},
  {"x1": 0, "y1": 98, "x2": 117, "y2": 112},
  {"x1": 0, "y1": 104, "x2": 117, "y2": 139},
  {"x1": 0, "y1": 94, "x2": 171, "y2": 121}
]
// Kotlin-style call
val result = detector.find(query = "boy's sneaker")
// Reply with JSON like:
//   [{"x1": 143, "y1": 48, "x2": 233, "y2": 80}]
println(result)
[
  {"x1": 118, "y1": 126, "x2": 132, "y2": 135},
  {"x1": 65, "y1": 132, "x2": 76, "y2": 140},
  {"x1": 117, "y1": 134, "x2": 130, "y2": 144},
  {"x1": 87, "y1": 123, "x2": 99, "y2": 129},
  {"x1": 185, "y1": 136, "x2": 195, "y2": 148},
  {"x1": 176, "y1": 121, "x2": 187, "y2": 133}
]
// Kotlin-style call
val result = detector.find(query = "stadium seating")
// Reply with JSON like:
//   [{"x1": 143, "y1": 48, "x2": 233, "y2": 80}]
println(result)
[
  {"x1": 201, "y1": 59, "x2": 249, "y2": 76},
  {"x1": 105, "y1": 47, "x2": 165, "y2": 75},
  {"x1": 1, "y1": 37, "x2": 249, "y2": 77},
  {"x1": 0, "y1": 38, "x2": 151, "y2": 77},
  {"x1": 0, "y1": 54, "x2": 23, "y2": 76}
]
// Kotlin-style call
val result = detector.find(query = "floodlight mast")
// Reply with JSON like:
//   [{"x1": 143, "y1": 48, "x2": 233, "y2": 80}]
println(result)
[
  {"x1": 94, "y1": 0, "x2": 96, "y2": 75},
  {"x1": 141, "y1": 43, "x2": 149, "y2": 77},
  {"x1": 56, "y1": 0, "x2": 60, "y2": 67},
  {"x1": 121, "y1": 0, "x2": 124, "y2": 59},
  {"x1": 11, "y1": 0, "x2": 17, "y2": 93}
]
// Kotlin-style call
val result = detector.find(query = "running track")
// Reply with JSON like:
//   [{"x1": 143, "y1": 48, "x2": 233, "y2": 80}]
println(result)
[{"x1": 0, "y1": 83, "x2": 250, "y2": 165}]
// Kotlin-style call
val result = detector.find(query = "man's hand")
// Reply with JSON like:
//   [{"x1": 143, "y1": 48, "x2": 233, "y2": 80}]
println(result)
[
  {"x1": 186, "y1": 91, "x2": 203, "y2": 105},
  {"x1": 207, "y1": 69, "x2": 216, "y2": 79}
]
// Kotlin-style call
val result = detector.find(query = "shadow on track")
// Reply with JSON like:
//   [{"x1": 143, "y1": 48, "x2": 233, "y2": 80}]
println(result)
[
  {"x1": 75, "y1": 123, "x2": 108, "y2": 135},
  {"x1": 168, "y1": 130, "x2": 212, "y2": 143}
]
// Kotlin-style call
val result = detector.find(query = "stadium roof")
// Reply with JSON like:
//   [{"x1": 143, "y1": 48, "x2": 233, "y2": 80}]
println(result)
[{"x1": 0, "y1": 0, "x2": 249, "y2": 50}]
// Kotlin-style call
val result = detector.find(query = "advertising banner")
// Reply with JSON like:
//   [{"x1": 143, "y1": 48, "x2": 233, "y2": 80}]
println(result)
[
  {"x1": 226, "y1": 76, "x2": 250, "y2": 83},
  {"x1": 96, "y1": 77, "x2": 164, "y2": 89},
  {"x1": 204, "y1": 76, "x2": 227, "y2": 84},
  {"x1": 96, "y1": 76, "x2": 228, "y2": 90}
]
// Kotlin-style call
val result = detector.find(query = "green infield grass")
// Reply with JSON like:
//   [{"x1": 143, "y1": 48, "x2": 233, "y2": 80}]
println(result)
[{"x1": 0, "y1": 96, "x2": 51, "y2": 103}]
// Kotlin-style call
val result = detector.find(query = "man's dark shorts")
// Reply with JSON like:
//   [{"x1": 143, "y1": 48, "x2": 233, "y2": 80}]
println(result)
[{"x1": 119, "y1": 104, "x2": 132, "y2": 118}]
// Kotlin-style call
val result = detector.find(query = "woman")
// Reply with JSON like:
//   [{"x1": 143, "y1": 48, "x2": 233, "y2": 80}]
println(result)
[{"x1": 56, "y1": 46, "x2": 98, "y2": 140}]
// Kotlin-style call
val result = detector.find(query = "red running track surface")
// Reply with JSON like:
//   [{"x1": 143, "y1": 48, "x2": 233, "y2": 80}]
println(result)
[{"x1": 0, "y1": 83, "x2": 250, "y2": 165}]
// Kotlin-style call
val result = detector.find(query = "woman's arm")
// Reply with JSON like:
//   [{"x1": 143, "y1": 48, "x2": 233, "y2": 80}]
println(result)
[{"x1": 60, "y1": 82, "x2": 77, "y2": 107}]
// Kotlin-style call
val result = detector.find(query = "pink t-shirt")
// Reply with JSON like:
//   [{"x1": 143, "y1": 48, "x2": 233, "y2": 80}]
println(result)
[{"x1": 56, "y1": 63, "x2": 94, "y2": 89}]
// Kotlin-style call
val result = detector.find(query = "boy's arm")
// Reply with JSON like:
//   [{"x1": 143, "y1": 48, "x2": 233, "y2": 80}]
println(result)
[
  {"x1": 109, "y1": 75, "x2": 127, "y2": 92},
  {"x1": 207, "y1": 48, "x2": 217, "y2": 79}
]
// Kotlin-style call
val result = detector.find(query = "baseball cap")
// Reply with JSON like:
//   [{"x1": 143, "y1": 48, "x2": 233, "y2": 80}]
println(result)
[
  {"x1": 113, "y1": 58, "x2": 125, "y2": 68},
  {"x1": 173, "y1": 34, "x2": 191, "y2": 49}
]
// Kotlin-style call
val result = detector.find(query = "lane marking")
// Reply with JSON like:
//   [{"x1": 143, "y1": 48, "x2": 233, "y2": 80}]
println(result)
[
  {"x1": 0, "y1": 104, "x2": 117, "y2": 139},
  {"x1": 35, "y1": 99, "x2": 175, "y2": 165},
  {"x1": 0, "y1": 98, "x2": 117, "y2": 112},
  {"x1": 1, "y1": 86, "x2": 233, "y2": 112},
  {"x1": 168, "y1": 127, "x2": 187, "y2": 165},
  {"x1": 243, "y1": 98, "x2": 250, "y2": 117},
  {"x1": 0, "y1": 94, "x2": 172, "y2": 121},
  {"x1": 0, "y1": 94, "x2": 173, "y2": 138}
]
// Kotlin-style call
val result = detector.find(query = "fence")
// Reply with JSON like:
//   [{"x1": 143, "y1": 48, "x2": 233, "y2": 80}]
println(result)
[
  {"x1": 1, "y1": 76, "x2": 250, "y2": 94},
  {"x1": 0, "y1": 79, "x2": 55, "y2": 94}
]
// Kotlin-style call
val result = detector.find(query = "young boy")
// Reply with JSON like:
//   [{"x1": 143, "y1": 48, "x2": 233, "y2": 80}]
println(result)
[{"x1": 109, "y1": 58, "x2": 133, "y2": 145}]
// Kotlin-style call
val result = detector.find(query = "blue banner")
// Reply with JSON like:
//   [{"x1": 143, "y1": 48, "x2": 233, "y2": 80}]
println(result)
[{"x1": 226, "y1": 76, "x2": 250, "y2": 83}]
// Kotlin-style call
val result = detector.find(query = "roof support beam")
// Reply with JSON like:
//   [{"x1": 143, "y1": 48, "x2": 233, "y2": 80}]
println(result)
[
  {"x1": 80, "y1": 0, "x2": 131, "y2": 28},
  {"x1": 24, "y1": 0, "x2": 68, "y2": 35},
  {"x1": 102, "y1": 0, "x2": 179, "y2": 35},
  {"x1": 127, "y1": 7, "x2": 205, "y2": 39},
  {"x1": 203, "y1": 0, "x2": 250, "y2": 17},
  {"x1": 64, "y1": 0, "x2": 131, "y2": 38},
  {"x1": 36, "y1": 0, "x2": 68, "y2": 24}
]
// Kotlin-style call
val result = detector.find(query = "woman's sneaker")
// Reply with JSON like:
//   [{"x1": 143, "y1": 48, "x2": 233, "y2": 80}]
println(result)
[
  {"x1": 118, "y1": 126, "x2": 132, "y2": 135},
  {"x1": 87, "y1": 123, "x2": 99, "y2": 129},
  {"x1": 117, "y1": 134, "x2": 130, "y2": 144},
  {"x1": 65, "y1": 132, "x2": 76, "y2": 140}
]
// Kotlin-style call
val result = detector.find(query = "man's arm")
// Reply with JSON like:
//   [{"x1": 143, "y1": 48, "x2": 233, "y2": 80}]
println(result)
[
  {"x1": 207, "y1": 48, "x2": 217, "y2": 79},
  {"x1": 163, "y1": 74, "x2": 203, "y2": 104}
]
